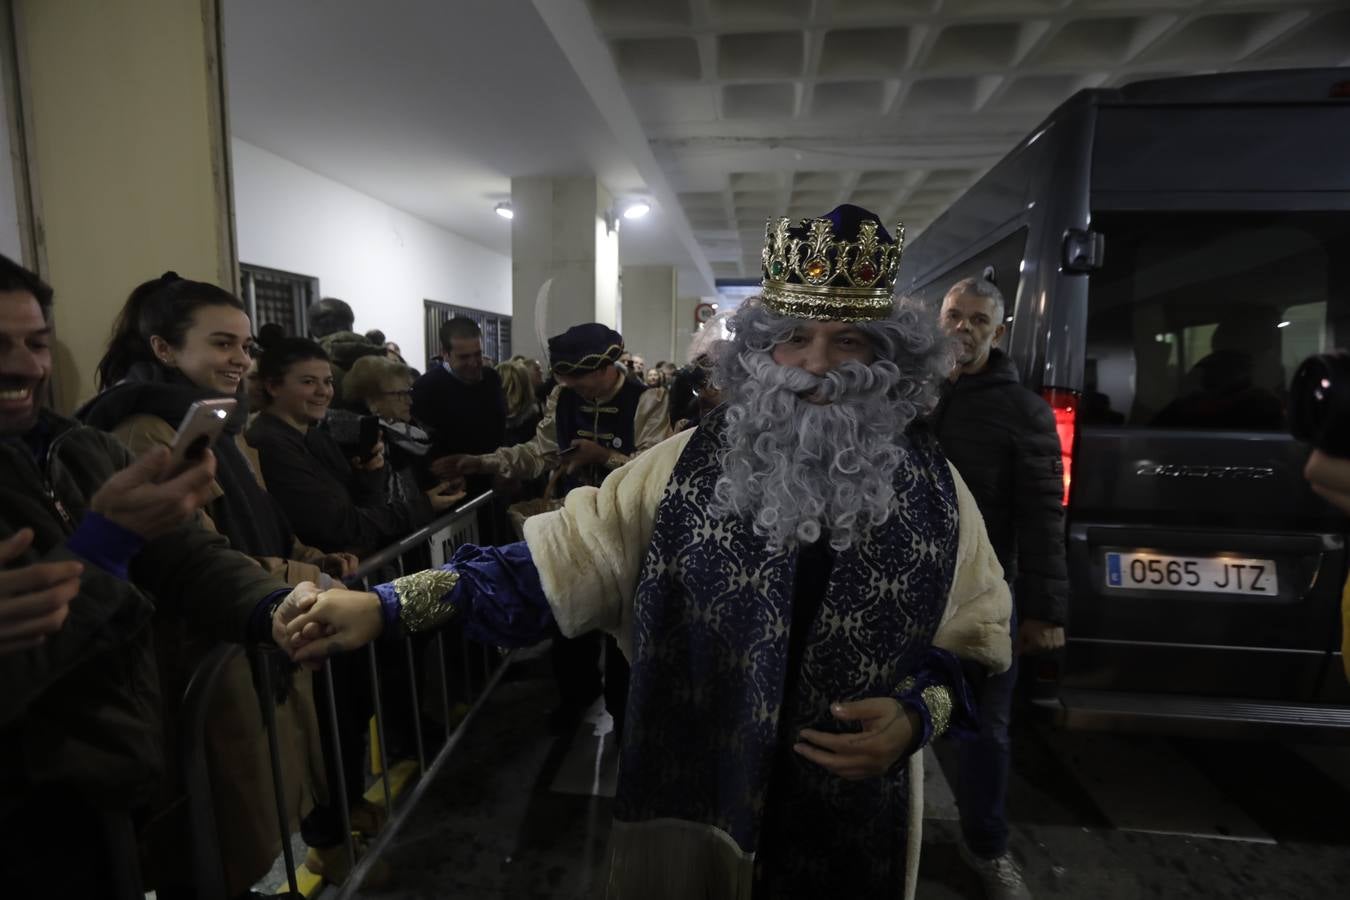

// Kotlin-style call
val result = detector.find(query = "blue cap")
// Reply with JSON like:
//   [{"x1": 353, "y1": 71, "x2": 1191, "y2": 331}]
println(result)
[{"x1": 548, "y1": 323, "x2": 624, "y2": 375}]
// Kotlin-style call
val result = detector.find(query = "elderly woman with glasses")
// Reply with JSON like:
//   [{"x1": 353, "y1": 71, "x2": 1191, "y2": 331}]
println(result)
[{"x1": 344, "y1": 354, "x2": 459, "y2": 513}]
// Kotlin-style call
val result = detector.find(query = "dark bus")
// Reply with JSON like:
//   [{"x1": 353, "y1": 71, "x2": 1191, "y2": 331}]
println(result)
[{"x1": 900, "y1": 68, "x2": 1350, "y2": 739}]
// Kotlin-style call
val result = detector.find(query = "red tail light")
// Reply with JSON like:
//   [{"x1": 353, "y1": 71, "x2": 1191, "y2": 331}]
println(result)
[{"x1": 1041, "y1": 388, "x2": 1078, "y2": 506}]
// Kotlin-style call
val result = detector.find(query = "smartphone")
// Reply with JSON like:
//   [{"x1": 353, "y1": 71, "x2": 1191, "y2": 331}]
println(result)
[
  {"x1": 357, "y1": 415, "x2": 381, "y2": 461},
  {"x1": 163, "y1": 398, "x2": 236, "y2": 480}
]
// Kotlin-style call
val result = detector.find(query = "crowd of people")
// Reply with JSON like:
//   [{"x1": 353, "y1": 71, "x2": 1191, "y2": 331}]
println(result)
[{"x1": 1, "y1": 202, "x2": 1083, "y2": 900}]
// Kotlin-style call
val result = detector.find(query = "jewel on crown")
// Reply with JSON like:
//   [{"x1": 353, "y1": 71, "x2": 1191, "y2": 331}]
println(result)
[{"x1": 761, "y1": 213, "x2": 903, "y2": 294}]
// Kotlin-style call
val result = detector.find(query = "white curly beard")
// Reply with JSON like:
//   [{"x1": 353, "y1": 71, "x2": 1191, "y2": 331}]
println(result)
[{"x1": 710, "y1": 352, "x2": 910, "y2": 552}]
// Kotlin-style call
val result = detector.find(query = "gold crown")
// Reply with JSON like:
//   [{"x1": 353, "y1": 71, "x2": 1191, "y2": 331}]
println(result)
[{"x1": 760, "y1": 212, "x2": 903, "y2": 322}]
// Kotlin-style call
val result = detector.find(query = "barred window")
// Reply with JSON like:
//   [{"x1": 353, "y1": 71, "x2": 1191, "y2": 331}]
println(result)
[
  {"x1": 241, "y1": 264, "x2": 319, "y2": 337},
  {"x1": 424, "y1": 300, "x2": 512, "y2": 367}
]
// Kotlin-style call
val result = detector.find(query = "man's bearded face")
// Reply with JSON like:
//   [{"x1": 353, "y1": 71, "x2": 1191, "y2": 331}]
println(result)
[
  {"x1": 0, "y1": 291, "x2": 52, "y2": 437},
  {"x1": 768, "y1": 321, "x2": 876, "y2": 397},
  {"x1": 712, "y1": 323, "x2": 907, "y2": 552}
]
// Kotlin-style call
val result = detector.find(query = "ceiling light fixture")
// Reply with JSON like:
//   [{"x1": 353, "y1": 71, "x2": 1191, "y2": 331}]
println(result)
[
  {"x1": 495, "y1": 202, "x2": 514, "y2": 220},
  {"x1": 623, "y1": 200, "x2": 651, "y2": 220}
]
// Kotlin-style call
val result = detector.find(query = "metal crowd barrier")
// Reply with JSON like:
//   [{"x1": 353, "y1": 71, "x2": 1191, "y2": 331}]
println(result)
[{"x1": 181, "y1": 490, "x2": 515, "y2": 900}]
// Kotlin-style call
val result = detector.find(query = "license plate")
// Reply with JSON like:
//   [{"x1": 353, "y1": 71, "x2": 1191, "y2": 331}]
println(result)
[{"x1": 1105, "y1": 552, "x2": 1278, "y2": 596}]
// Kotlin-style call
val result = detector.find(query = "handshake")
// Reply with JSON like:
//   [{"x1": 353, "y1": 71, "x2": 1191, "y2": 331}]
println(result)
[{"x1": 269, "y1": 582, "x2": 388, "y2": 665}]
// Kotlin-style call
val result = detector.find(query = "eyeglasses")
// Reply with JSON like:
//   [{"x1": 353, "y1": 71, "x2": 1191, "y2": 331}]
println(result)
[{"x1": 380, "y1": 389, "x2": 414, "y2": 398}]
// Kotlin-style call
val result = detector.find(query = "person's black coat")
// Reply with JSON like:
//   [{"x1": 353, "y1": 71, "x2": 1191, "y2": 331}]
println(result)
[
  {"x1": 932, "y1": 349, "x2": 1069, "y2": 625},
  {"x1": 0, "y1": 411, "x2": 285, "y2": 819},
  {"x1": 410, "y1": 365, "x2": 506, "y2": 458},
  {"x1": 245, "y1": 412, "x2": 432, "y2": 556},
  {"x1": 412, "y1": 364, "x2": 508, "y2": 504}
]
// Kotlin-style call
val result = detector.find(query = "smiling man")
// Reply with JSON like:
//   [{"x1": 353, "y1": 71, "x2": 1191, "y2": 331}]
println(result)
[
  {"x1": 282, "y1": 206, "x2": 1012, "y2": 900},
  {"x1": 412, "y1": 316, "x2": 507, "y2": 464},
  {"x1": 442, "y1": 322, "x2": 668, "y2": 493},
  {"x1": 0, "y1": 254, "x2": 315, "y2": 897}
]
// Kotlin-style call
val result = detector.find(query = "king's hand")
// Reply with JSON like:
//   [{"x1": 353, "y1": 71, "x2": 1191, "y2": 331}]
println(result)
[
  {"x1": 793, "y1": 698, "x2": 922, "y2": 780},
  {"x1": 285, "y1": 588, "x2": 384, "y2": 666}
]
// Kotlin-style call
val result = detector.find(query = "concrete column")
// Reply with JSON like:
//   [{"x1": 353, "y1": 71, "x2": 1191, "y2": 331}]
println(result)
[
  {"x1": 673, "y1": 295, "x2": 709, "y2": 364},
  {"x1": 619, "y1": 265, "x2": 675, "y2": 364},
  {"x1": 510, "y1": 175, "x2": 617, "y2": 363},
  {"x1": 13, "y1": 0, "x2": 235, "y2": 413}
]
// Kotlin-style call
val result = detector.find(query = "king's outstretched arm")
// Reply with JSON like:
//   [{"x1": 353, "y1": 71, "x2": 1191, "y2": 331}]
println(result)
[{"x1": 285, "y1": 429, "x2": 697, "y2": 662}]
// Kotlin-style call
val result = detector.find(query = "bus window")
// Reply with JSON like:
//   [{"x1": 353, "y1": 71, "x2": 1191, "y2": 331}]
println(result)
[
  {"x1": 904, "y1": 227, "x2": 1028, "y2": 317},
  {"x1": 1082, "y1": 211, "x2": 1350, "y2": 430}
]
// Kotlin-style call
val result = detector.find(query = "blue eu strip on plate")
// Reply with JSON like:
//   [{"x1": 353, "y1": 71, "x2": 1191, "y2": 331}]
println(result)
[{"x1": 1106, "y1": 552, "x2": 1122, "y2": 587}]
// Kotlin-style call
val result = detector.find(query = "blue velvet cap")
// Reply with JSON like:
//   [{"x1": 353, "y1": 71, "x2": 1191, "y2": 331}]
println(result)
[
  {"x1": 548, "y1": 323, "x2": 624, "y2": 375},
  {"x1": 788, "y1": 203, "x2": 893, "y2": 245}
]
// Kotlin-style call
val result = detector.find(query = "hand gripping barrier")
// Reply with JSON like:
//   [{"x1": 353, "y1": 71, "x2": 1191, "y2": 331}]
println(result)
[{"x1": 181, "y1": 491, "x2": 515, "y2": 899}]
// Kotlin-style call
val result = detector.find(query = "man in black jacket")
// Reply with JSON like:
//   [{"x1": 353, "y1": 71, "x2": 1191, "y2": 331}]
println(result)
[
  {"x1": 412, "y1": 316, "x2": 507, "y2": 459},
  {"x1": 0, "y1": 256, "x2": 312, "y2": 897},
  {"x1": 933, "y1": 276, "x2": 1068, "y2": 900}
]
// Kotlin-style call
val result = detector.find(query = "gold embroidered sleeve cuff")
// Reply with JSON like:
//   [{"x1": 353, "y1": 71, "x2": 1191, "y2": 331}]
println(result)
[
  {"x1": 895, "y1": 676, "x2": 955, "y2": 750},
  {"x1": 920, "y1": 684, "x2": 954, "y2": 739},
  {"x1": 392, "y1": 568, "x2": 461, "y2": 633}
]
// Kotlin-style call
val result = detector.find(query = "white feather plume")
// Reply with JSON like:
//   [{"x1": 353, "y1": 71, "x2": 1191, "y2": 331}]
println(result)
[{"x1": 533, "y1": 277, "x2": 553, "y2": 361}]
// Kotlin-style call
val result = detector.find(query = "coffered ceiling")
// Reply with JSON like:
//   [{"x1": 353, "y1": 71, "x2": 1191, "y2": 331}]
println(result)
[
  {"x1": 225, "y1": 0, "x2": 1349, "y2": 295},
  {"x1": 586, "y1": 0, "x2": 1350, "y2": 278}
]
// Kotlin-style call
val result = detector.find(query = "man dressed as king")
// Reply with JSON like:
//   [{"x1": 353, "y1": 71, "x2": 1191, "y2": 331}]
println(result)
[{"x1": 284, "y1": 204, "x2": 1013, "y2": 900}]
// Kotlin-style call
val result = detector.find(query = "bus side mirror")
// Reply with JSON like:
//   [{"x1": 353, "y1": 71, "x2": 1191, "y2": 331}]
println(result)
[{"x1": 1062, "y1": 229, "x2": 1105, "y2": 273}]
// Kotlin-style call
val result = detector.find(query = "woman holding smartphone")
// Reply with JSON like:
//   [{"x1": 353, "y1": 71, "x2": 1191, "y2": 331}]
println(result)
[
  {"x1": 79, "y1": 273, "x2": 389, "y2": 891},
  {"x1": 83, "y1": 274, "x2": 354, "y2": 579}
]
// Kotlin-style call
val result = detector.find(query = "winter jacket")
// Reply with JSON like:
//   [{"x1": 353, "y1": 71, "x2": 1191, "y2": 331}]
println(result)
[
  {"x1": 78, "y1": 373, "x2": 332, "y2": 892},
  {"x1": 77, "y1": 368, "x2": 328, "y2": 585},
  {"x1": 932, "y1": 349, "x2": 1069, "y2": 625},
  {"x1": 245, "y1": 411, "x2": 433, "y2": 556},
  {"x1": 378, "y1": 417, "x2": 438, "y2": 497},
  {"x1": 0, "y1": 411, "x2": 286, "y2": 818},
  {"x1": 411, "y1": 363, "x2": 507, "y2": 457}
]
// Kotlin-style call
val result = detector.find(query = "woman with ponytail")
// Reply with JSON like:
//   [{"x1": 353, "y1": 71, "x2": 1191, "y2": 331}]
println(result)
[
  {"x1": 79, "y1": 274, "x2": 385, "y2": 892},
  {"x1": 83, "y1": 273, "x2": 351, "y2": 578}
]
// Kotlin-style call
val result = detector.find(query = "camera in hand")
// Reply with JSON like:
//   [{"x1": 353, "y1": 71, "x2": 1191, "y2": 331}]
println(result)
[
  {"x1": 328, "y1": 412, "x2": 382, "y2": 461},
  {"x1": 1290, "y1": 350, "x2": 1350, "y2": 456}
]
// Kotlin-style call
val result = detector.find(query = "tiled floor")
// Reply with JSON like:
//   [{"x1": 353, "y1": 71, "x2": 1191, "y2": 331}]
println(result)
[
  {"x1": 347, "y1": 654, "x2": 1350, "y2": 899},
  {"x1": 349, "y1": 657, "x2": 614, "y2": 899}
]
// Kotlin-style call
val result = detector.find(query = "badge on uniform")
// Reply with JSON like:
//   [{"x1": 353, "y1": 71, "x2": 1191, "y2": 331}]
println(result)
[{"x1": 612, "y1": 437, "x2": 623, "y2": 448}]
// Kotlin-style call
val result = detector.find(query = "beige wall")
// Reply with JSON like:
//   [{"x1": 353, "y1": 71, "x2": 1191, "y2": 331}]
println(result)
[
  {"x1": 673, "y1": 295, "x2": 705, "y2": 364},
  {"x1": 15, "y1": 0, "x2": 233, "y2": 412},
  {"x1": 619, "y1": 264, "x2": 675, "y2": 363}
]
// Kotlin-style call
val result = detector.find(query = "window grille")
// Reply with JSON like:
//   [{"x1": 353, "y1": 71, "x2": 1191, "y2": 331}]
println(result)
[
  {"x1": 241, "y1": 264, "x2": 319, "y2": 337},
  {"x1": 424, "y1": 300, "x2": 512, "y2": 367}
]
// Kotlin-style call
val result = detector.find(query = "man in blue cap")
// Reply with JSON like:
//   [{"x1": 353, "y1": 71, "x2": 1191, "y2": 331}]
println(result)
[
  {"x1": 284, "y1": 206, "x2": 1012, "y2": 900},
  {"x1": 447, "y1": 322, "x2": 668, "y2": 492},
  {"x1": 444, "y1": 322, "x2": 669, "y2": 734}
]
